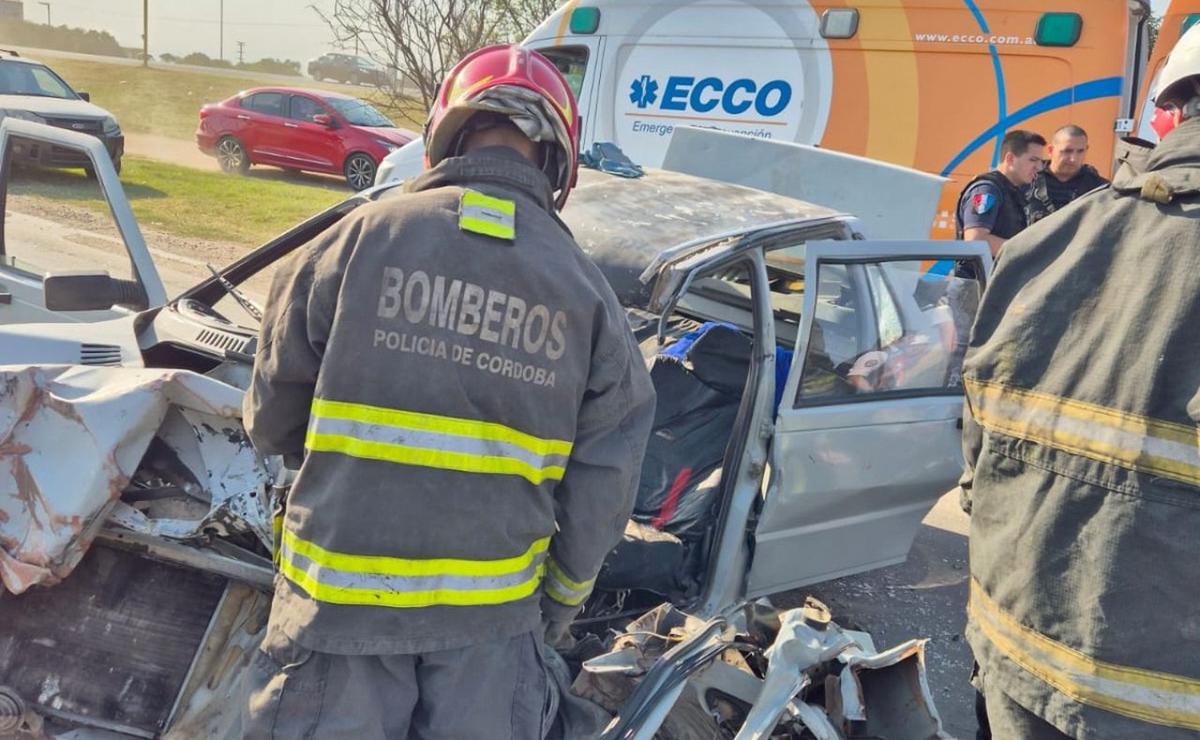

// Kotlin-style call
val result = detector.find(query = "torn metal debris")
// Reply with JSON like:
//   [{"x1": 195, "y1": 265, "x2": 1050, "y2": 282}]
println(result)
[
  {"x1": 0, "y1": 366, "x2": 272, "y2": 595},
  {"x1": 567, "y1": 598, "x2": 951, "y2": 739}
]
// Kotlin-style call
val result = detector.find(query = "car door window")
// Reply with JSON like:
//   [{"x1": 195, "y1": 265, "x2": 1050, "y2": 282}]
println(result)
[
  {"x1": 797, "y1": 258, "x2": 983, "y2": 404},
  {"x1": 4, "y1": 167, "x2": 136, "y2": 284},
  {"x1": 289, "y1": 96, "x2": 325, "y2": 123},
  {"x1": 242, "y1": 93, "x2": 284, "y2": 117}
]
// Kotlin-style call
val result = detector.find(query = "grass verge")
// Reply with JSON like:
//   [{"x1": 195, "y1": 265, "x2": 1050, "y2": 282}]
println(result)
[
  {"x1": 37, "y1": 55, "x2": 425, "y2": 141},
  {"x1": 10, "y1": 157, "x2": 349, "y2": 246}
]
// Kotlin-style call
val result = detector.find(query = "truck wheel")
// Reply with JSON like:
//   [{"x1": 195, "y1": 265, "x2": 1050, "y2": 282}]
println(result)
[
  {"x1": 216, "y1": 136, "x2": 250, "y2": 175},
  {"x1": 344, "y1": 153, "x2": 376, "y2": 190}
]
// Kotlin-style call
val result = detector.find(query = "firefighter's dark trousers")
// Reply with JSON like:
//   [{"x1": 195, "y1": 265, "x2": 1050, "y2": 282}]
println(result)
[{"x1": 241, "y1": 625, "x2": 551, "y2": 739}]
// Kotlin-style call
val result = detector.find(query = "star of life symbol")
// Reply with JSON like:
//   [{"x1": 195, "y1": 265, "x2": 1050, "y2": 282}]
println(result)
[{"x1": 629, "y1": 75, "x2": 658, "y2": 109}]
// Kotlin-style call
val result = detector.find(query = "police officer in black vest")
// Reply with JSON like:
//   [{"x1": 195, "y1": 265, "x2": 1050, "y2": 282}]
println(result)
[
  {"x1": 956, "y1": 130, "x2": 1047, "y2": 257},
  {"x1": 955, "y1": 129, "x2": 1047, "y2": 740},
  {"x1": 945, "y1": 130, "x2": 1047, "y2": 393},
  {"x1": 1026, "y1": 125, "x2": 1110, "y2": 224}
]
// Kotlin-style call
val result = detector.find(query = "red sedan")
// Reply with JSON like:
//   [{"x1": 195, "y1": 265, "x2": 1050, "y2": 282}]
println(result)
[{"x1": 196, "y1": 87, "x2": 417, "y2": 190}]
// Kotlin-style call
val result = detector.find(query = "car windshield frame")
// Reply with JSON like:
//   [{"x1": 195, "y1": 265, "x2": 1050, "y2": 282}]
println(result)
[
  {"x1": 324, "y1": 96, "x2": 394, "y2": 127},
  {"x1": 0, "y1": 61, "x2": 80, "y2": 100}
]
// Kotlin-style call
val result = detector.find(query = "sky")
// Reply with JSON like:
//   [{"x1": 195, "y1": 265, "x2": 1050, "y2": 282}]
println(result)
[
  {"x1": 18, "y1": 0, "x2": 341, "y2": 63},
  {"x1": 15, "y1": 0, "x2": 1178, "y2": 64}
]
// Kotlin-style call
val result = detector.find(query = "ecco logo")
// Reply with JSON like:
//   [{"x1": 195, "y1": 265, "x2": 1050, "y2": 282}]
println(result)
[{"x1": 629, "y1": 74, "x2": 793, "y2": 117}]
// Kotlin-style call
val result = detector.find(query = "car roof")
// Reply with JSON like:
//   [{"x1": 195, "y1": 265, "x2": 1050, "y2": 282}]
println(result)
[
  {"x1": 238, "y1": 86, "x2": 355, "y2": 101},
  {"x1": 0, "y1": 53, "x2": 48, "y2": 67},
  {"x1": 562, "y1": 167, "x2": 845, "y2": 307}
]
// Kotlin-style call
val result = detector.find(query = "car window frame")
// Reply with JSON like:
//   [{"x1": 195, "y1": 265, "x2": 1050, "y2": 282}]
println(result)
[
  {"x1": 241, "y1": 92, "x2": 285, "y2": 118},
  {"x1": 792, "y1": 254, "x2": 989, "y2": 409},
  {"x1": 287, "y1": 94, "x2": 331, "y2": 123},
  {"x1": 27, "y1": 63, "x2": 79, "y2": 99}
]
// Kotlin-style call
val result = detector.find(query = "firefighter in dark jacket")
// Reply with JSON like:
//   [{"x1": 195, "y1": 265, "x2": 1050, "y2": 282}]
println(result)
[
  {"x1": 240, "y1": 45, "x2": 655, "y2": 738},
  {"x1": 960, "y1": 25, "x2": 1200, "y2": 739}
]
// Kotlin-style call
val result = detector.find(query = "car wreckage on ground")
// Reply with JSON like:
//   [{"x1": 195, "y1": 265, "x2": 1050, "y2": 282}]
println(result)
[{"x1": 0, "y1": 120, "x2": 991, "y2": 738}]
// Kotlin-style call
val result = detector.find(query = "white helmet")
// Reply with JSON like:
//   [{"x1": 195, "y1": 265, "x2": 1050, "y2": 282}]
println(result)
[{"x1": 1154, "y1": 23, "x2": 1200, "y2": 105}]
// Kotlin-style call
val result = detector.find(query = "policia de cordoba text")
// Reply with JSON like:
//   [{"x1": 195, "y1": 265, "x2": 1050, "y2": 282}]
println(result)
[{"x1": 375, "y1": 266, "x2": 566, "y2": 387}]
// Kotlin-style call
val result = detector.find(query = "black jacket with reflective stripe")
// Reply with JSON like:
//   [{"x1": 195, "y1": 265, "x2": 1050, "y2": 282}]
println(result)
[{"x1": 961, "y1": 119, "x2": 1200, "y2": 737}]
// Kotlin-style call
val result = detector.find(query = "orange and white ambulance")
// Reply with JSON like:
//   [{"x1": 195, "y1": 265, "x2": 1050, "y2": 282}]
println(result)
[{"x1": 378, "y1": 1, "x2": 1153, "y2": 238}]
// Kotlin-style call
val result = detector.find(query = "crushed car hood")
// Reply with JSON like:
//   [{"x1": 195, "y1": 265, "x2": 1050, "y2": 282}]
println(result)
[{"x1": 0, "y1": 365, "x2": 270, "y2": 594}]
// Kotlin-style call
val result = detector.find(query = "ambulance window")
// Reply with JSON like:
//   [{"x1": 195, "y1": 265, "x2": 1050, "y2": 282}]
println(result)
[
  {"x1": 820, "y1": 9, "x2": 859, "y2": 39},
  {"x1": 538, "y1": 46, "x2": 588, "y2": 99}
]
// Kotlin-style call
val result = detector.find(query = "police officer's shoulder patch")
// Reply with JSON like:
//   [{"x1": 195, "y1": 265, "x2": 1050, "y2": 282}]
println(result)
[
  {"x1": 460, "y1": 189, "x2": 516, "y2": 241},
  {"x1": 972, "y1": 192, "x2": 996, "y2": 215}
]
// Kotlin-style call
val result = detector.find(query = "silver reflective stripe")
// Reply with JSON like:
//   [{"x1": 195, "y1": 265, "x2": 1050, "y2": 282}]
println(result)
[
  {"x1": 545, "y1": 558, "x2": 593, "y2": 606},
  {"x1": 281, "y1": 537, "x2": 547, "y2": 594},
  {"x1": 971, "y1": 580, "x2": 1200, "y2": 730},
  {"x1": 462, "y1": 203, "x2": 515, "y2": 228},
  {"x1": 986, "y1": 395, "x2": 1200, "y2": 470},
  {"x1": 309, "y1": 416, "x2": 570, "y2": 471}
]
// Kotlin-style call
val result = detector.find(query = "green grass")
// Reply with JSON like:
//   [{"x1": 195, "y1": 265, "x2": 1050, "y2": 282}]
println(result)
[
  {"x1": 38, "y1": 55, "x2": 425, "y2": 141},
  {"x1": 11, "y1": 157, "x2": 349, "y2": 245}
]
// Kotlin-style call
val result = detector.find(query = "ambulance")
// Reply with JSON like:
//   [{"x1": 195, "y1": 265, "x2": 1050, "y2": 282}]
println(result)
[{"x1": 376, "y1": 0, "x2": 1153, "y2": 238}]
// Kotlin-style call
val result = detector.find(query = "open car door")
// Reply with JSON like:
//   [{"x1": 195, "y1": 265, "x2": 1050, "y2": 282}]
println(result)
[
  {"x1": 747, "y1": 239, "x2": 991, "y2": 597},
  {"x1": 0, "y1": 118, "x2": 166, "y2": 325}
]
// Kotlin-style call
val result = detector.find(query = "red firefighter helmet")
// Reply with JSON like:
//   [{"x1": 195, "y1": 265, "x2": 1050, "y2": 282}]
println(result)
[{"x1": 425, "y1": 45, "x2": 580, "y2": 209}]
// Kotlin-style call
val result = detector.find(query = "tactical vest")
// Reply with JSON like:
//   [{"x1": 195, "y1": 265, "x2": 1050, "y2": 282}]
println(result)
[
  {"x1": 955, "y1": 170, "x2": 1028, "y2": 239},
  {"x1": 1027, "y1": 165, "x2": 1109, "y2": 224}
]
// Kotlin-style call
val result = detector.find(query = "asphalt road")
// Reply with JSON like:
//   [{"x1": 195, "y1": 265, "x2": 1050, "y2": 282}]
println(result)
[{"x1": 778, "y1": 490, "x2": 978, "y2": 738}]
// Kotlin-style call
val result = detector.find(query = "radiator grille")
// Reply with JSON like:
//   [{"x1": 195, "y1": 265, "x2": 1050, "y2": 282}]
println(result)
[{"x1": 79, "y1": 343, "x2": 123, "y2": 366}]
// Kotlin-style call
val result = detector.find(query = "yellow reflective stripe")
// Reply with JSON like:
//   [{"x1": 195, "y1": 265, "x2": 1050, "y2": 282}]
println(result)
[
  {"x1": 462, "y1": 189, "x2": 515, "y2": 216},
  {"x1": 306, "y1": 431, "x2": 566, "y2": 485},
  {"x1": 461, "y1": 217, "x2": 514, "y2": 240},
  {"x1": 965, "y1": 378, "x2": 1200, "y2": 487},
  {"x1": 272, "y1": 513, "x2": 284, "y2": 567},
  {"x1": 311, "y1": 399, "x2": 571, "y2": 459},
  {"x1": 460, "y1": 189, "x2": 515, "y2": 240},
  {"x1": 281, "y1": 556, "x2": 545, "y2": 608},
  {"x1": 967, "y1": 378, "x2": 1197, "y2": 446},
  {"x1": 282, "y1": 528, "x2": 550, "y2": 578},
  {"x1": 970, "y1": 580, "x2": 1200, "y2": 730},
  {"x1": 545, "y1": 558, "x2": 594, "y2": 606}
]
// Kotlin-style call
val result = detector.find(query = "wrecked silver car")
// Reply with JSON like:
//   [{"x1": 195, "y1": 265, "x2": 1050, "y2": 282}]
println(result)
[{"x1": 0, "y1": 120, "x2": 989, "y2": 737}]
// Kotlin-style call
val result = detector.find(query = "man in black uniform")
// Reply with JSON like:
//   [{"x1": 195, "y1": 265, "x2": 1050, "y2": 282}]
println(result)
[
  {"x1": 1026, "y1": 125, "x2": 1110, "y2": 223},
  {"x1": 956, "y1": 130, "x2": 1046, "y2": 257}
]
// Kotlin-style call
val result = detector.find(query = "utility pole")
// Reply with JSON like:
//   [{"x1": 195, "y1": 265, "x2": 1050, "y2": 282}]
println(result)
[
  {"x1": 219, "y1": 0, "x2": 224, "y2": 60},
  {"x1": 142, "y1": 0, "x2": 149, "y2": 68},
  {"x1": 37, "y1": 2, "x2": 50, "y2": 26},
  {"x1": 236, "y1": 41, "x2": 245, "y2": 66}
]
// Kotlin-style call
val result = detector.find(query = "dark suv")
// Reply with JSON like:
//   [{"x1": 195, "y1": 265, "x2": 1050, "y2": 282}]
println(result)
[
  {"x1": 0, "y1": 49, "x2": 123, "y2": 173},
  {"x1": 306, "y1": 53, "x2": 388, "y2": 86}
]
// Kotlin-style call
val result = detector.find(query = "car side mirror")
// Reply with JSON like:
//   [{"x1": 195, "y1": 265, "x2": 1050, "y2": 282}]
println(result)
[
  {"x1": 44, "y1": 271, "x2": 148, "y2": 311},
  {"x1": 313, "y1": 114, "x2": 335, "y2": 128},
  {"x1": 78, "y1": 92, "x2": 90, "y2": 102}
]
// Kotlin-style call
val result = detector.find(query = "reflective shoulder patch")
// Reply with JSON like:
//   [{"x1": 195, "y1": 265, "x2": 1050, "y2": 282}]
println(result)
[{"x1": 459, "y1": 189, "x2": 516, "y2": 241}]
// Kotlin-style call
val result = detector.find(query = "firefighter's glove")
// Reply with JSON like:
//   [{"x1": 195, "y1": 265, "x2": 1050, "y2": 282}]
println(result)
[{"x1": 543, "y1": 619, "x2": 576, "y2": 651}]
